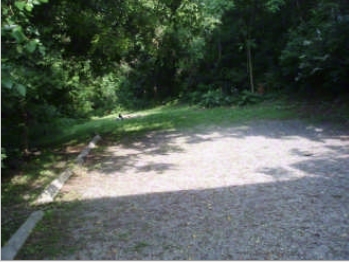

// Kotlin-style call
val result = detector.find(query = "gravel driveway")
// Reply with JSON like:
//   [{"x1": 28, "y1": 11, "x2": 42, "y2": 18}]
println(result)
[{"x1": 21, "y1": 119, "x2": 349, "y2": 259}]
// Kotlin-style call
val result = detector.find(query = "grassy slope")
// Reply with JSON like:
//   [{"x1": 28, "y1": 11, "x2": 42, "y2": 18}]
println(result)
[
  {"x1": 30, "y1": 97, "x2": 349, "y2": 150},
  {"x1": 35, "y1": 100, "x2": 298, "y2": 147}
]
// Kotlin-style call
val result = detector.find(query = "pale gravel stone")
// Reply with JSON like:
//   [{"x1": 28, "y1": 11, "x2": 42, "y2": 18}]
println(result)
[{"x1": 21, "y1": 120, "x2": 349, "y2": 260}]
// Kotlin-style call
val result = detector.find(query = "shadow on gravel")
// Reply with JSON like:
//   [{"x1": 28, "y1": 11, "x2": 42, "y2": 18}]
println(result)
[
  {"x1": 17, "y1": 120, "x2": 349, "y2": 260},
  {"x1": 18, "y1": 171, "x2": 349, "y2": 260},
  {"x1": 85, "y1": 120, "x2": 348, "y2": 176}
]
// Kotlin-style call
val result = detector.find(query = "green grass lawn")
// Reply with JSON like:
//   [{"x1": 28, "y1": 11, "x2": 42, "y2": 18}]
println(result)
[{"x1": 34, "y1": 99, "x2": 299, "y2": 148}]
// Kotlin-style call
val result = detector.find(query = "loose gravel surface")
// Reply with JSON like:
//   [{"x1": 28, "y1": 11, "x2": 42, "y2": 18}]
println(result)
[{"x1": 24, "y1": 120, "x2": 349, "y2": 259}]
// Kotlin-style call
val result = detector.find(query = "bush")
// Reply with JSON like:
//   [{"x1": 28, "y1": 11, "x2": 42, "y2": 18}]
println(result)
[
  {"x1": 186, "y1": 91, "x2": 203, "y2": 105},
  {"x1": 237, "y1": 90, "x2": 264, "y2": 106},
  {"x1": 186, "y1": 86, "x2": 266, "y2": 108},
  {"x1": 199, "y1": 89, "x2": 227, "y2": 108}
]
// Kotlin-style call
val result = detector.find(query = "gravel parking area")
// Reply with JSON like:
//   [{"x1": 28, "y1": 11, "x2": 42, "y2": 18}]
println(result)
[{"x1": 20, "y1": 120, "x2": 349, "y2": 259}]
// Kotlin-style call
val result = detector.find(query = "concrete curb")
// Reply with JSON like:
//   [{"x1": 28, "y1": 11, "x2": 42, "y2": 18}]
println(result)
[
  {"x1": 1, "y1": 135, "x2": 101, "y2": 260},
  {"x1": 35, "y1": 134, "x2": 101, "y2": 205},
  {"x1": 34, "y1": 169, "x2": 73, "y2": 205},
  {"x1": 1, "y1": 211, "x2": 44, "y2": 260},
  {"x1": 76, "y1": 134, "x2": 101, "y2": 165}
]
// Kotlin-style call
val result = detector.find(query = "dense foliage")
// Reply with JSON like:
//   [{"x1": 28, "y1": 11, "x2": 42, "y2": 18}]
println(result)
[{"x1": 2, "y1": 0, "x2": 349, "y2": 167}]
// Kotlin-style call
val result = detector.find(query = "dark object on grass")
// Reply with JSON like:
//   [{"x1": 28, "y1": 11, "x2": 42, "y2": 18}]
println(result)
[{"x1": 116, "y1": 113, "x2": 124, "y2": 121}]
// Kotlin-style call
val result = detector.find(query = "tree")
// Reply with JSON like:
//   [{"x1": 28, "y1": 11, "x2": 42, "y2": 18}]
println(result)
[
  {"x1": 2, "y1": 0, "x2": 49, "y2": 155},
  {"x1": 280, "y1": 0, "x2": 349, "y2": 96}
]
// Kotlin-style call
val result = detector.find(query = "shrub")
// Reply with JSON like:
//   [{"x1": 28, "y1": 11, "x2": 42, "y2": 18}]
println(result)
[
  {"x1": 237, "y1": 90, "x2": 264, "y2": 106},
  {"x1": 199, "y1": 89, "x2": 226, "y2": 108}
]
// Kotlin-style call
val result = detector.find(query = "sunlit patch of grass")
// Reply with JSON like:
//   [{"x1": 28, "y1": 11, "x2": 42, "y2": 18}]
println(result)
[{"x1": 33, "y1": 99, "x2": 299, "y2": 149}]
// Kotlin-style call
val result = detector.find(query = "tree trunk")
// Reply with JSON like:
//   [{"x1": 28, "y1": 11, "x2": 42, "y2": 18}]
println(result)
[
  {"x1": 217, "y1": 38, "x2": 222, "y2": 66},
  {"x1": 247, "y1": 40, "x2": 255, "y2": 93},
  {"x1": 20, "y1": 100, "x2": 30, "y2": 156},
  {"x1": 243, "y1": 3, "x2": 256, "y2": 94}
]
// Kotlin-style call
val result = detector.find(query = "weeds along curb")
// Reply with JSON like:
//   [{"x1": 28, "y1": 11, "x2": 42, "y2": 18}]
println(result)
[
  {"x1": 1, "y1": 134, "x2": 101, "y2": 260},
  {"x1": 35, "y1": 134, "x2": 102, "y2": 205}
]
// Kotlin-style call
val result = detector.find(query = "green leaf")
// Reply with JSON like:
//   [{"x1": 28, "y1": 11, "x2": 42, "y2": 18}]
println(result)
[
  {"x1": 15, "y1": 84, "x2": 26, "y2": 96},
  {"x1": 2, "y1": 79, "x2": 14, "y2": 89},
  {"x1": 14, "y1": 1, "x2": 26, "y2": 10},
  {"x1": 11, "y1": 26, "x2": 26, "y2": 43},
  {"x1": 265, "y1": 0, "x2": 285, "y2": 13},
  {"x1": 16, "y1": 45, "x2": 24, "y2": 54},
  {"x1": 91, "y1": 34, "x2": 100, "y2": 44},
  {"x1": 38, "y1": 45, "x2": 46, "y2": 56},
  {"x1": 25, "y1": 3, "x2": 34, "y2": 12},
  {"x1": 33, "y1": 0, "x2": 48, "y2": 4},
  {"x1": 25, "y1": 40, "x2": 38, "y2": 53}
]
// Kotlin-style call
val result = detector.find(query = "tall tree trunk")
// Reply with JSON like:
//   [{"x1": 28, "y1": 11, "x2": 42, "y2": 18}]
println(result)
[
  {"x1": 244, "y1": 3, "x2": 255, "y2": 93},
  {"x1": 217, "y1": 38, "x2": 222, "y2": 66},
  {"x1": 247, "y1": 39, "x2": 255, "y2": 93},
  {"x1": 20, "y1": 99, "x2": 30, "y2": 156}
]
